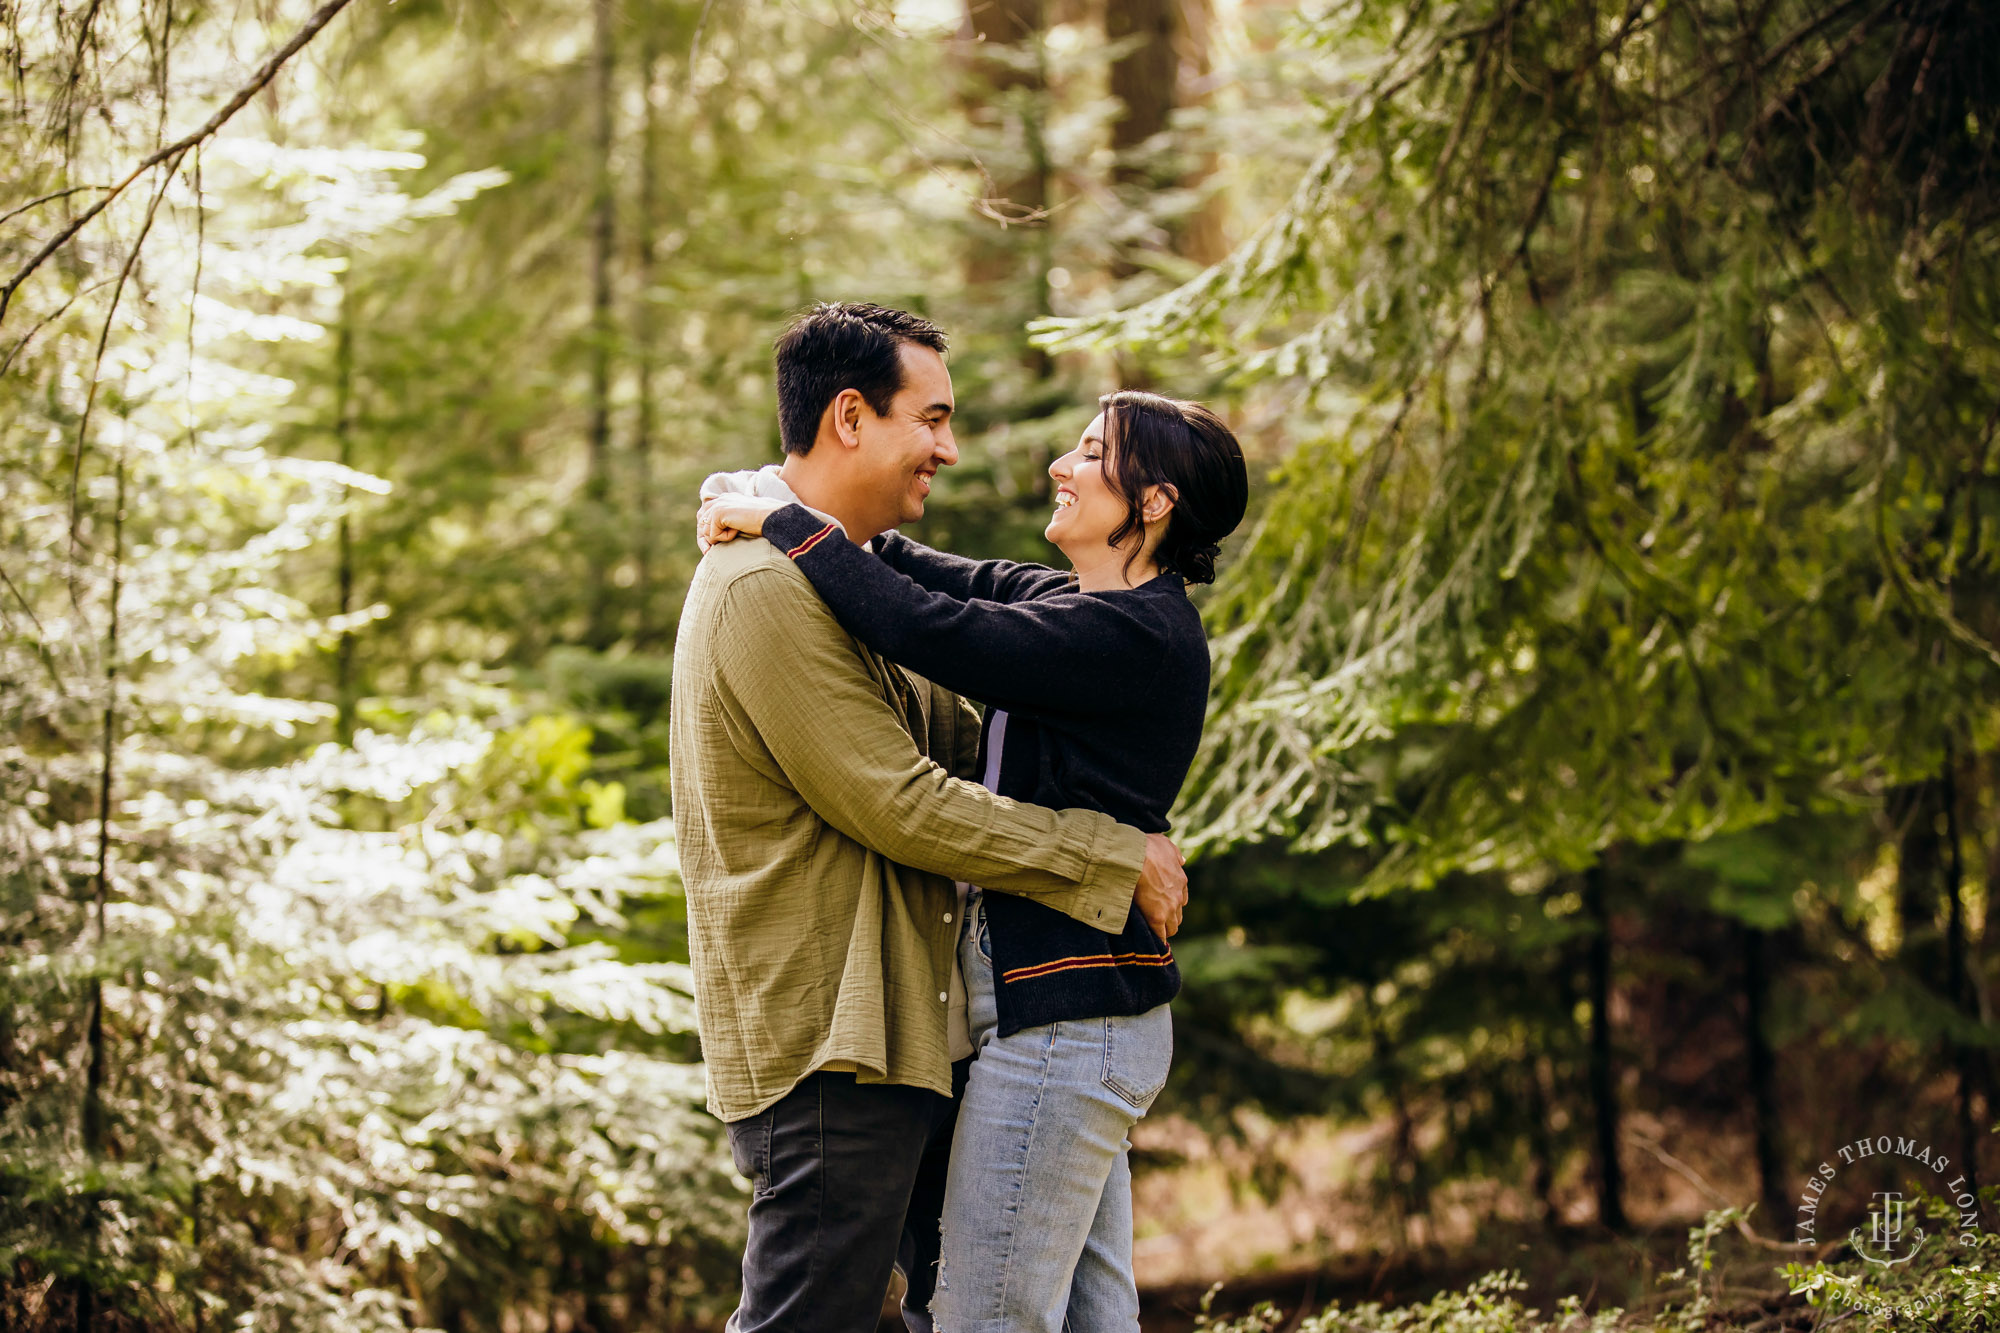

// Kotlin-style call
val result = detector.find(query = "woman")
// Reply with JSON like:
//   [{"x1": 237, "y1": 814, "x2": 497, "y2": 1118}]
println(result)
[{"x1": 700, "y1": 390, "x2": 1248, "y2": 1332}]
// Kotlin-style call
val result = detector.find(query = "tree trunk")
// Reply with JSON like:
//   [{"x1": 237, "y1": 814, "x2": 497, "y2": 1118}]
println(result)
[
  {"x1": 585, "y1": 0, "x2": 617, "y2": 645},
  {"x1": 1582, "y1": 862, "x2": 1627, "y2": 1232},
  {"x1": 1106, "y1": 0, "x2": 1175, "y2": 191},
  {"x1": 191, "y1": 1178, "x2": 205, "y2": 1333},
  {"x1": 1890, "y1": 776, "x2": 1946, "y2": 964},
  {"x1": 961, "y1": 0, "x2": 1052, "y2": 378},
  {"x1": 1106, "y1": 0, "x2": 1226, "y2": 260},
  {"x1": 0, "y1": 998, "x2": 15, "y2": 1111},
  {"x1": 1742, "y1": 924, "x2": 1787, "y2": 1230},
  {"x1": 1942, "y1": 746, "x2": 1985, "y2": 1213},
  {"x1": 1173, "y1": 0, "x2": 1226, "y2": 265},
  {"x1": 1985, "y1": 750, "x2": 2000, "y2": 961},
  {"x1": 333, "y1": 280, "x2": 356, "y2": 743},
  {"x1": 1104, "y1": 0, "x2": 1223, "y2": 381},
  {"x1": 1105, "y1": 0, "x2": 1176, "y2": 386},
  {"x1": 631, "y1": 31, "x2": 661, "y2": 645},
  {"x1": 1363, "y1": 987, "x2": 1428, "y2": 1242},
  {"x1": 83, "y1": 446, "x2": 126, "y2": 1158},
  {"x1": 74, "y1": 437, "x2": 128, "y2": 1333},
  {"x1": 1523, "y1": 1047, "x2": 1560, "y2": 1231}
]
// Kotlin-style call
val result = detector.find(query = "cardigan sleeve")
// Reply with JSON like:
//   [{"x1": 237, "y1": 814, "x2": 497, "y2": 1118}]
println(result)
[
  {"x1": 708, "y1": 565, "x2": 1143, "y2": 929},
  {"x1": 872, "y1": 530, "x2": 1073, "y2": 605},
  {"x1": 760, "y1": 504, "x2": 1169, "y2": 716}
]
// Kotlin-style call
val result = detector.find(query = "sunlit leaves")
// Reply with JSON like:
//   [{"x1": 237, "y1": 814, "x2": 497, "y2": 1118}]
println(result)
[{"x1": 0, "y1": 4, "x2": 729, "y2": 1323}]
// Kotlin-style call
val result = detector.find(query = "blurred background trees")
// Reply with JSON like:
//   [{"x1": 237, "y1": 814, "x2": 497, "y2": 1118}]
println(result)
[{"x1": 2, "y1": 0, "x2": 1996, "y2": 1328}]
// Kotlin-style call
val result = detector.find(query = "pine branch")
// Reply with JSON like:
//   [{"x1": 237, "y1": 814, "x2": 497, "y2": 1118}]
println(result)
[
  {"x1": 0, "y1": 0, "x2": 357, "y2": 328},
  {"x1": 0, "y1": 183, "x2": 111, "y2": 228},
  {"x1": 66, "y1": 162, "x2": 170, "y2": 605}
]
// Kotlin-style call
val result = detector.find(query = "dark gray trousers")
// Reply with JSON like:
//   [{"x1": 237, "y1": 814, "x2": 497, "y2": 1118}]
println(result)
[{"x1": 725, "y1": 1065, "x2": 966, "y2": 1333}]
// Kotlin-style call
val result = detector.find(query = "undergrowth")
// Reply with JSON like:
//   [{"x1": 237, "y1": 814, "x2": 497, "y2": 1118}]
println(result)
[{"x1": 1193, "y1": 1201, "x2": 2000, "y2": 1333}]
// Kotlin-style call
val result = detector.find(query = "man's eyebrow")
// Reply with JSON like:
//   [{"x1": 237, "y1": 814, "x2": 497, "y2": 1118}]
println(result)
[{"x1": 925, "y1": 402, "x2": 954, "y2": 418}]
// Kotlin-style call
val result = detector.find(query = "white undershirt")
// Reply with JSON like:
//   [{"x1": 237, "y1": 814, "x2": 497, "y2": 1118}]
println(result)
[{"x1": 948, "y1": 709, "x2": 1009, "y2": 1060}]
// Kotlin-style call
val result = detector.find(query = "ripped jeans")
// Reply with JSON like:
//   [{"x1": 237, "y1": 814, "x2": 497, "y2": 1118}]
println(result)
[{"x1": 931, "y1": 889, "x2": 1173, "y2": 1333}]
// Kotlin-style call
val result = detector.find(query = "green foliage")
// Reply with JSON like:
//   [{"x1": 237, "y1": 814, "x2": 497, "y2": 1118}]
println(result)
[
  {"x1": 1193, "y1": 1208, "x2": 2000, "y2": 1333},
  {"x1": 1047, "y1": 0, "x2": 2000, "y2": 878},
  {"x1": 1784, "y1": 1193, "x2": 2000, "y2": 1326},
  {"x1": 7, "y1": 0, "x2": 1271, "y2": 1319},
  {"x1": 1060, "y1": 0, "x2": 2000, "y2": 1252},
  {"x1": 0, "y1": 4, "x2": 735, "y2": 1324},
  {"x1": 7, "y1": 0, "x2": 1999, "y2": 1319}
]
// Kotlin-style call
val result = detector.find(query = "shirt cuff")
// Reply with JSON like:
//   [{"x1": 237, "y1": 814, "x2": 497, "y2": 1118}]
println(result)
[{"x1": 1062, "y1": 819, "x2": 1147, "y2": 932}]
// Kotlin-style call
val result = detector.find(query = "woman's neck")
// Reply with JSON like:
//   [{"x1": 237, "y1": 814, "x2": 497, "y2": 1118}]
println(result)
[{"x1": 1064, "y1": 542, "x2": 1161, "y2": 593}]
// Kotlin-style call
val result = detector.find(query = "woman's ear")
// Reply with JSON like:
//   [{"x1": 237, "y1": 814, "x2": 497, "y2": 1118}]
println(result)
[{"x1": 1141, "y1": 482, "x2": 1178, "y2": 524}]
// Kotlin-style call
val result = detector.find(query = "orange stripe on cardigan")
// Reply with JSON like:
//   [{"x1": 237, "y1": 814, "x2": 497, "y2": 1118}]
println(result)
[
  {"x1": 785, "y1": 522, "x2": 840, "y2": 559},
  {"x1": 1000, "y1": 950, "x2": 1175, "y2": 984}
]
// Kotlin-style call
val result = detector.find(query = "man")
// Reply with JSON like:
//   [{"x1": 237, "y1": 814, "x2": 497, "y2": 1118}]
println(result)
[{"x1": 669, "y1": 302, "x2": 1187, "y2": 1333}]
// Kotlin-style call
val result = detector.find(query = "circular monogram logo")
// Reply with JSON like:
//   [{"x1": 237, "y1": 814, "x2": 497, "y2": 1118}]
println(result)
[{"x1": 1794, "y1": 1134, "x2": 1985, "y2": 1316}]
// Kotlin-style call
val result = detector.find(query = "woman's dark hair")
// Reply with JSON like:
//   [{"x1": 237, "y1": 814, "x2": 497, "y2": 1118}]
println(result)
[
  {"x1": 1097, "y1": 390, "x2": 1249, "y2": 585},
  {"x1": 773, "y1": 302, "x2": 948, "y2": 455}
]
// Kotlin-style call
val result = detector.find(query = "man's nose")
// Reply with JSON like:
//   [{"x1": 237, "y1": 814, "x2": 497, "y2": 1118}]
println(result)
[{"x1": 935, "y1": 431, "x2": 959, "y2": 467}]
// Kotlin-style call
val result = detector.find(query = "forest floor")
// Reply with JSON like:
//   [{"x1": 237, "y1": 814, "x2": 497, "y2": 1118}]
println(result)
[
  {"x1": 1131, "y1": 1221, "x2": 1807, "y2": 1333},
  {"x1": 877, "y1": 1110, "x2": 1811, "y2": 1332}
]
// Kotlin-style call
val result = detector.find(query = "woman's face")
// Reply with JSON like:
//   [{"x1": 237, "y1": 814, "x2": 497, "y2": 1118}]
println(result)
[{"x1": 1045, "y1": 412, "x2": 1126, "y2": 556}]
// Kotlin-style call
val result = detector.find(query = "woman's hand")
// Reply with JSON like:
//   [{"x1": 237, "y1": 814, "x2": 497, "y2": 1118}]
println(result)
[{"x1": 696, "y1": 495, "x2": 788, "y2": 553}]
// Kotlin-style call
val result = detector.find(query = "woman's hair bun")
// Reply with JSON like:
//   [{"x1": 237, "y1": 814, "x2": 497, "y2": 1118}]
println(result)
[{"x1": 1174, "y1": 540, "x2": 1223, "y2": 586}]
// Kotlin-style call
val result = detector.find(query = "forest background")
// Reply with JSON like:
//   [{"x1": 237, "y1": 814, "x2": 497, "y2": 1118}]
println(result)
[{"x1": 4, "y1": 0, "x2": 1999, "y2": 1329}]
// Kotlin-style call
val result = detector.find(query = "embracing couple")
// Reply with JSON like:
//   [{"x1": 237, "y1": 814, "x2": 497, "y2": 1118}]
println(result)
[{"x1": 668, "y1": 301, "x2": 1248, "y2": 1333}]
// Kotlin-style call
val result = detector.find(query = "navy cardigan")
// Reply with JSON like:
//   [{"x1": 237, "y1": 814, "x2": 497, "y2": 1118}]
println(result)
[{"x1": 759, "y1": 503, "x2": 1208, "y2": 1036}]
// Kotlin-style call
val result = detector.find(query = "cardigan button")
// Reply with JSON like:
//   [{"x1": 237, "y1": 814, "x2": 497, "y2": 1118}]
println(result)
[{"x1": 938, "y1": 991, "x2": 948, "y2": 1003}]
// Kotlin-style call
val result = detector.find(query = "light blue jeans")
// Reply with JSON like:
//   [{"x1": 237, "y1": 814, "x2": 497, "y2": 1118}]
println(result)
[{"x1": 932, "y1": 889, "x2": 1173, "y2": 1333}]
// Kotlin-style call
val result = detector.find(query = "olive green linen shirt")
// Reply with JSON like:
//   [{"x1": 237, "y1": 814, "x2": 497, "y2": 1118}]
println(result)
[{"x1": 669, "y1": 538, "x2": 1148, "y2": 1123}]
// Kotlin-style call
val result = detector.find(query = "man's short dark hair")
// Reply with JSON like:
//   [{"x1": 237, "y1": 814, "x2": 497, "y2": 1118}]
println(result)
[{"x1": 774, "y1": 302, "x2": 948, "y2": 456}]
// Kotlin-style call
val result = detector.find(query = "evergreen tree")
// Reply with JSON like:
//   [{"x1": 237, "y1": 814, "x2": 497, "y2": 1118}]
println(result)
[{"x1": 1051, "y1": 0, "x2": 2000, "y2": 1232}]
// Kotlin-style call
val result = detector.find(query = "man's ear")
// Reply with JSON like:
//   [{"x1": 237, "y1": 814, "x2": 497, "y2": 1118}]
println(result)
[
  {"x1": 831, "y1": 389, "x2": 866, "y2": 450},
  {"x1": 1141, "y1": 482, "x2": 1178, "y2": 524}
]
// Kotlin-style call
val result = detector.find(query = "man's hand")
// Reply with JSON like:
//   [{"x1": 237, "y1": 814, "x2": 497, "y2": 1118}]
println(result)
[{"x1": 1135, "y1": 832, "x2": 1187, "y2": 940}]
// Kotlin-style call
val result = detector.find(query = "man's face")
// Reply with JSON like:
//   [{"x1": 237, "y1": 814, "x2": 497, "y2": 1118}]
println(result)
[{"x1": 855, "y1": 343, "x2": 957, "y2": 528}]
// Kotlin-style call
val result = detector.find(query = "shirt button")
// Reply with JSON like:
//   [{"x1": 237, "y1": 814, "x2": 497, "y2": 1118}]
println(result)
[
  {"x1": 943, "y1": 912, "x2": 953, "y2": 923},
  {"x1": 938, "y1": 991, "x2": 949, "y2": 1003}
]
